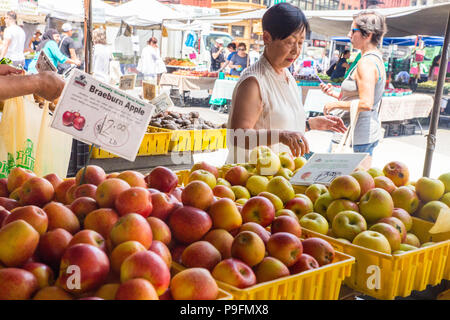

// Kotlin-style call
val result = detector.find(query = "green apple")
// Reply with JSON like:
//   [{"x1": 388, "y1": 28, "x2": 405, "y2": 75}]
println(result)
[
  {"x1": 418, "y1": 201, "x2": 449, "y2": 223},
  {"x1": 415, "y1": 177, "x2": 445, "y2": 202},
  {"x1": 216, "y1": 178, "x2": 232, "y2": 188},
  {"x1": 250, "y1": 146, "x2": 281, "y2": 176},
  {"x1": 404, "y1": 233, "x2": 420, "y2": 248},
  {"x1": 258, "y1": 192, "x2": 284, "y2": 211},
  {"x1": 369, "y1": 223, "x2": 401, "y2": 251},
  {"x1": 266, "y1": 176, "x2": 295, "y2": 204},
  {"x1": 421, "y1": 242, "x2": 435, "y2": 248},
  {"x1": 305, "y1": 184, "x2": 328, "y2": 204},
  {"x1": 332, "y1": 211, "x2": 367, "y2": 242},
  {"x1": 359, "y1": 188, "x2": 394, "y2": 224},
  {"x1": 441, "y1": 192, "x2": 450, "y2": 207},
  {"x1": 326, "y1": 199, "x2": 359, "y2": 223},
  {"x1": 352, "y1": 231, "x2": 392, "y2": 254},
  {"x1": 313, "y1": 193, "x2": 334, "y2": 217},
  {"x1": 391, "y1": 186, "x2": 420, "y2": 214},
  {"x1": 275, "y1": 168, "x2": 294, "y2": 181},
  {"x1": 367, "y1": 167, "x2": 384, "y2": 178},
  {"x1": 246, "y1": 175, "x2": 269, "y2": 196},
  {"x1": 328, "y1": 175, "x2": 361, "y2": 201},
  {"x1": 231, "y1": 186, "x2": 251, "y2": 200},
  {"x1": 294, "y1": 157, "x2": 307, "y2": 170},
  {"x1": 438, "y1": 172, "x2": 450, "y2": 193},
  {"x1": 278, "y1": 152, "x2": 296, "y2": 171},
  {"x1": 398, "y1": 243, "x2": 417, "y2": 252},
  {"x1": 299, "y1": 212, "x2": 329, "y2": 235}
]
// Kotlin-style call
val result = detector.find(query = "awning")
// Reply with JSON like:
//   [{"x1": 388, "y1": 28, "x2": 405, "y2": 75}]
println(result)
[{"x1": 332, "y1": 36, "x2": 445, "y2": 47}]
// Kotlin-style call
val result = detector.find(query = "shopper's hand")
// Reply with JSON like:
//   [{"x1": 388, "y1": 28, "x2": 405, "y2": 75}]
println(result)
[
  {"x1": 74, "y1": 59, "x2": 82, "y2": 66},
  {"x1": 309, "y1": 116, "x2": 347, "y2": 134},
  {"x1": 34, "y1": 71, "x2": 65, "y2": 101},
  {"x1": 0, "y1": 65, "x2": 22, "y2": 76},
  {"x1": 323, "y1": 101, "x2": 341, "y2": 115},
  {"x1": 280, "y1": 130, "x2": 310, "y2": 157},
  {"x1": 320, "y1": 83, "x2": 335, "y2": 97}
]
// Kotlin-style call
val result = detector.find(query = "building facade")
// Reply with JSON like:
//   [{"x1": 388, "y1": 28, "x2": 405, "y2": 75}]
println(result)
[{"x1": 286, "y1": 0, "x2": 340, "y2": 10}]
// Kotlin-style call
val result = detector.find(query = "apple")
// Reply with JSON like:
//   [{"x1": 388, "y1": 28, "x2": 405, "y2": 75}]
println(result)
[
  {"x1": 241, "y1": 196, "x2": 275, "y2": 227},
  {"x1": 392, "y1": 208, "x2": 413, "y2": 231},
  {"x1": 120, "y1": 250, "x2": 170, "y2": 295},
  {"x1": 181, "y1": 241, "x2": 221, "y2": 271},
  {"x1": 106, "y1": 172, "x2": 120, "y2": 180},
  {"x1": 332, "y1": 211, "x2": 367, "y2": 242},
  {"x1": 289, "y1": 253, "x2": 319, "y2": 274},
  {"x1": 285, "y1": 196, "x2": 313, "y2": 220},
  {"x1": 0, "y1": 205, "x2": 10, "y2": 226},
  {"x1": 33, "y1": 286, "x2": 73, "y2": 300},
  {"x1": 267, "y1": 176, "x2": 295, "y2": 204},
  {"x1": 239, "y1": 222, "x2": 271, "y2": 245},
  {"x1": 95, "y1": 283, "x2": 120, "y2": 300},
  {"x1": 374, "y1": 176, "x2": 397, "y2": 194},
  {"x1": 418, "y1": 201, "x2": 448, "y2": 223},
  {"x1": 441, "y1": 192, "x2": 450, "y2": 207},
  {"x1": 191, "y1": 162, "x2": 219, "y2": 179},
  {"x1": 352, "y1": 231, "x2": 391, "y2": 254},
  {"x1": 326, "y1": 199, "x2": 359, "y2": 223},
  {"x1": 369, "y1": 223, "x2": 401, "y2": 251},
  {"x1": 169, "y1": 206, "x2": 212, "y2": 244},
  {"x1": 116, "y1": 171, "x2": 147, "y2": 188},
  {"x1": 0, "y1": 268, "x2": 39, "y2": 300},
  {"x1": 84, "y1": 208, "x2": 119, "y2": 240},
  {"x1": 19, "y1": 177, "x2": 54, "y2": 207},
  {"x1": 70, "y1": 197, "x2": 99, "y2": 227},
  {"x1": 68, "y1": 230, "x2": 106, "y2": 252},
  {"x1": 73, "y1": 184, "x2": 97, "y2": 200},
  {"x1": 37, "y1": 228, "x2": 73, "y2": 270},
  {"x1": 4, "y1": 205, "x2": 48, "y2": 235},
  {"x1": 328, "y1": 175, "x2": 361, "y2": 201},
  {"x1": 171, "y1": 268, "x2": 219, "y2": 300},
  {"x1": 170, "y1": 244, "x2": 187, "y2": 264},
  {"x1": 65, "y1": 185, "x2": 77, "y2": 205},
  {"x1": 57, "y1": 244, "x2": 110, "y2": 294},
  {"x1": 272, "y1": 215, "x2": 303, "y2": 237},
  {"x1": 54, "y1": 179, "x2": 76, "y2": 204},
  {"x1": 231, "y1": 231, "x2": 265, "y2": 267},
  {"x1": 415, "y1": 177, "x2": 445, "y2": 202},
  {"x1": 43, "y1": 202, "x2": 80, "y2": 234},
  {"x1": 299, "y1": 212, "x2": 329, "y2": 235},
  {"x1": 0, "y1": 220, "x2": 39, "y2": 267},
  {"x1": 276, "y1": 168, "x2": 294, "y2": 180},
  {"x1": 7, "y1": 167, "x2": 35, "y2": 193},
  {"x1": 181, "y1": 180, "x2": 214, "y2": 211},
  {"x1": 149, "y1": 240, "x2": 172, "y2": 269},
  {"x1": 110, "y1": 241, "x2": 147, "y2": 274},
  {"x1": 150, "y1": 192, "x2": 178, "y2": 222},
  {"x1": 359, "y1": 188, "x2": 394, "y2": 224},
  {"x1": 73, "y1": 116, "x2": 86, "y2": 131},
  {"x1": 258, "y1": 192, "x2": 284, "y2": 211},
  {"x1": 305, "y1": 184, "x2": 328, "y2": 204},
  {"x1": 115, "y1": 278, "x2": 158, "y2": 300},
  {"x1": 367, "y1": 167, "x2": 384, "y2": 178},
  {"x1": 399, "y1": 243, "x2": 418, "y2": 252},
  {"x1": 145, "y1": 167, "x2": 178, "y2": 193},
  {"x1": 231, "y1": 186, "x2": 251, "y2": 201},
  {"x1": 250, "y1": 146, "x2": 282, "y2": 176},
  {"x1": 379, "y1": 217, "x2": 407, "y2": 242},
  {"x1": 383, "y1": 161, "x2": 410, "y2": 187},
  {"x1": 213, "y1": 185, "x2": 236, "y2": 201},
  {"x1": 302, "y1": 238, "x2": 335, "y2": 266},
  {"x1": 114, "y1": 187, "x2": 152, "y2": 218},
  {"x1": 9, "y1": 187, "x2": 21, "y2": 202},
  {"x1": 147, "y1": 217, "x2": 171, "y2": 245},
  {"x1": 0, "y1": 178, "x2": 9, "y2": 197},
  {"x1": 216, "y1": 178, "x2": 232, "y2": 188},
  {"x1": 351, "y1": 171, "x2": 375, "y2": 199},
  {"x1": 188, "y1": 170, "x2": 217, "y2": 189},
  {"x1": 438, "y1": 172, "x2": 450, "y2": 193},
  {"x1": 246, "y1": 175, "x2": 269, "y2": 196},
  {"x1": 267, "y1": 232, "x2": 303, "y2": 267},
  {"x1": 276, "y1": 209, "x2": 299, "y2": 221},
  {"x1": 313, "y1": 193, "x2": 334, "y2": 216},
  {"x1": 224, "y1": 166, "x2": 249, "y2": 186},
  {"x1": 212, "y1": 258, "x2": 256, "y2": 289},
  {"x1": 209, "y1": 198, "x2": 243, "y2": 231},
  {"x1": 254, "y1": 257, "x2": 290, "y2": 283},
  {"x1": 391, "y1": 186, "x2": 420, "y2": 214},
  {"x1": 294, "y1": 156, "x2": 307, "y2": 170},
  {"x1": 203, "y1": 229, "x2": 234, "y2": 259},
  {"x1": 110, "y1": 213, "x2": 153, "y2": 249},
  {"x1": 23, "y1": 262, "x2": 55, "y2": 289},
  {"x1": 404, "y1": 233, "x2": 421, "y2": 247},
  {"x1": 96, "y1": 178, "x2": 130, "y2": 209},
  {"x1": 0, "y1": 197, "x2": 20, "y2": 211},
  {"x1": 279, "y1": 152, "x2": 296, "y2": 171},
  {"x1": 43, "y1": 174, "x2": 63, "y2": 191}
]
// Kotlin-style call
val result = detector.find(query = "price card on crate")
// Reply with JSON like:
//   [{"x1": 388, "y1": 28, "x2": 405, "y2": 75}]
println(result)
[
  {"x1": 290, "y1": 153, "x2": 368, "y2": 186},
  {"x1": 51, "y1": 69, "x2": 155, "y2": 162},
  {"x1": 119, "y1": 74, "x2": 137, "y2": 91},
  {"x1": 36, "y1": 50, "x2": 57, "y2": 73},
  {"x1": 151, "y1": 92, "x2": 174, "y2": 114}
]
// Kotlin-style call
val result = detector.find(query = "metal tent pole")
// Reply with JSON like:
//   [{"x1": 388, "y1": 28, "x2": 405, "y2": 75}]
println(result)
[
  {"x1": 423, "y1": 11, "x2": 450, "y2": 177},
  {"x1": 84, "y1": 0, "x2": 93, "y2": 74}
]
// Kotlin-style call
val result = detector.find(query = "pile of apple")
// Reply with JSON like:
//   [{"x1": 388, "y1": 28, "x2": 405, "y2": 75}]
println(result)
[{"x1": 0, "y1": 166, "x2": 222, "y2": 300}]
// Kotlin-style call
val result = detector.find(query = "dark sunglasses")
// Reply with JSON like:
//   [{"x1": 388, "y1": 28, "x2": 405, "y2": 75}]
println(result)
[{"x1": 238, "y1": 48, "x2": 245, "y2": 51}]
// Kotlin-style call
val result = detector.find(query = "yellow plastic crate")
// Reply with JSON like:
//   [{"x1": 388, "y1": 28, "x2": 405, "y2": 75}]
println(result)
[
  {"x1": 149, "y1": 126, "x2": 227, "y2": 152},
  {"x1": 173, "y1": 251, "x2": 355, "y2": 300},
  {"x1": 301, "y1": 217, "x2": 450, "y2": 300},
  {"x1": 91, "y1": 128, "x2": 172, "y2": 159}
]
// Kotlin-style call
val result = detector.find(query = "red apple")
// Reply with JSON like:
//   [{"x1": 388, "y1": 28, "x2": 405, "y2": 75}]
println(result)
[
  {"x1": 171, "y1": 268, "x2": 219, "y2": 300},
  {"x1": 190, "y1": 162, "x2": 219, "y2": 179},
  {"x1": 0, "y1": 197, "x2": 20, "y2": 211},
  {"x1": 95, "y1": 178, "x2": 130, "y2": 209},
  {"x1": 0, "y1": 205, "x2": 10, "y2": 226},
  {"x1": 383, "y1": 161, "x2": 410, "y2": 187},
  {"x1": 224, "y1": 166, "x2": 249, "y2": 186},
  {"x1": 19, "y1": 177, "x2": 55, "y2": 207},
  {"x1": 145, "y1": 166, "x2": 178, "y2": 193},
  {"x1": 147, "y1": 217, "x2": 171, "y2": 245},
  {"x1": 57, "y1": 244, "x2": 110, "y2": 294},
  {"x1": 169, "y1": 206, "x2": 212, "y2": 244},
  {"x1": 65, "y1": 184, "x2": 77, "y2": 205},
  {"x1": 73, "y1": 184, "x2": 97, "y2": 200},
  {"x1": 328, "y1": 175, "x2": 361, "y2": 201},
  {"x1": 285, "y1": 196, "x2": 314, "y2": 220},
  {"x1": 239, "y1": 222, "x2": 271, "y2": 244},
  {"x1": 7, "y1": 167, "x2": 35, "y2": 193},
  {"x1": 75, "y1": 165, "x2": 106, "y2": 186},
  {"x1": 212, "y1": 258, "x2": 256, "y2": 289},
  {"x1": 181, "y1": 241, "x2": 221, "y2": 271},
  {"x1": 43, "y1": 174, "x2": 63, "y2": 191},
  {"x1": 181, "y1": 181, "x2": 214, "y2": 211},
  {"x1": 374, "y1": 176, "x2": 397, "y2": 194},
  {"x1": 170, "y1": 187, "x2": 183, "y2": 202},
  {"x1": 110, "y1": 213, "x2": 153, "y2": 249},
  {"x1": 0, "y1": 178, "x2": 9, "y2": 197},
  {"x1": 114, "y1": 187, "x2": 152, "y2": 218},
  {"x1": 350, "y1": 171, "x2": 375, "y2": 199},
  {"x1": 4, "y1": 205, "x2": 48, "y2": 235},
  {"x1": 37, "y1": 228, "x2": 73, "y2": 270},
  {"x1": 0, "y1": 268, "x2": 39, "y2": 300},
  {"x1": 110, "y1": 241, "x2": 147, "y2": 275},
  {"x1": 203, "y1": 229, "x2": 234, "y2": 260},
  {"x1": 241, "y1": 196, "x2": 275, "y2": 227},
  {"x1": 150, "y1": 192, "x2": 178, "y2": 222},
  {"x1": 213, "y1": 185, "x2": 236, "y2": 201},
  {"x1": 149, "y1": 240, "x2": 172, "y2": 269},
  {"x1": 84, "y1": 208, "x2": 119, "y2": 239},
  {"x1": 68, "y1": 230, "x2": 106, "y2": 252},
  {"x1": 62, "y1": 111, "x2": 75, "y2": 126},
  {"x1": 115, "y1": 278, "x2": 159, "y2": 300},
  {"x1": 271, "y1": 216, "x2": 302, "y2": 237},
  {"x1": 171, "y1": 244, "x2": 187, "y2": 264},
  {"x1": 289, "y1": 253, "x2": 320, "y2": 274},
  {"x1": 43, "y1": 202, "x2": 80, "y2": 234},
  {"x1": 70, "y1": 197, "x2": 99, "y2": 227},
  {"x1": 302, "y1": 238, "x2": 335, "y2": 266},
  {"x1": 23, "y1": 262, "x2": 55, "y2": 289},
  {"x1": 267, "y1": 232, "x2": 303, "y2": 267},
  {"x1": 117, "y1": 171, "x2": 147, "y2": 188},
  {"x1": 54, "y1": 179, "x2": 76, "y2": 204},
  {"x1": 379, "y1": 216, "x2": 407, "y2": 242}
]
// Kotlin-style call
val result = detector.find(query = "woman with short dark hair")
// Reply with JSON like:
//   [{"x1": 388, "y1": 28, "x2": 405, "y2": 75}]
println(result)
[
  {"x1": 227, "y1": 3, "x2": 346, "y2": 163},
  {"x1": 331, "y1": 50, "x2": 351, "y2": 81}
]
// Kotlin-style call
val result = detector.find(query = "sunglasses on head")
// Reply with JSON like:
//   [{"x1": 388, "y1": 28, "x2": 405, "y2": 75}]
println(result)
[{"x1": 351, "y1": 28, "x2": 361, "y2": 34}]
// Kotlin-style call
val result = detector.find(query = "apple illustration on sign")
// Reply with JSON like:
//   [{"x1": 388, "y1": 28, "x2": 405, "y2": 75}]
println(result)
[{"x1": 62, "y1": 110, "x2": 86, "y2": 131}]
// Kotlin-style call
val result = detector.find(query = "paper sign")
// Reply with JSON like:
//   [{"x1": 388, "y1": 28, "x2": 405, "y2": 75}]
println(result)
[
  {"x1": 151, "y1": 92, "x2": 174, "y2": 114},
  {"x1": 142, "y1": 81, "x2": 156, "y2": 101},
  {"x1": 290, "y1": 153, "x2": 368, "y2": 186},
  {"x1": 18, "y1": 0, "x2": 39, "y2": 15},
  {"x1": 119, "y1": 74, "x2": 137, "y2": 91},
  {"x1": 51, "y1": 69, "x2": 155, "y2": 162},
  {"x1": 36, "y1": 50, "x2": 57, "y2": 73}
]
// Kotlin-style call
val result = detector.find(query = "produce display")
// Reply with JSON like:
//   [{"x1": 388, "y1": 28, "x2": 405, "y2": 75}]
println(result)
[
  {"x1": 172, "y1": 70, "x2": 218, "y2": 78},
  {"x1": 383, "y1": 88, "x2": 412, "y2": 97},
  {"x1": 165, "y1": 58, "x2": 196, "y2": 68},
  {"x1": 149, "y1": 111, "x2": 226, "y2": 130}
]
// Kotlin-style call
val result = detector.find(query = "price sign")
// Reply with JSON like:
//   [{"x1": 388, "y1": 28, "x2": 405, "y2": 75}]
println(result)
[
  {"x1": 119, "y1": 74, "x2": 137, "y2": 91},
  {"x1": 51, "y1": 69, "x2": 155, "y2": 162},
  {"x1": 290, "y1": 153, "x2": 368, "y2": 186},
  {"x1": 36, "y1": 50, "x2": 57, "y2": 73},
  {"x1": 151, "y1": 92, "x2": 174, "y2": 114}
]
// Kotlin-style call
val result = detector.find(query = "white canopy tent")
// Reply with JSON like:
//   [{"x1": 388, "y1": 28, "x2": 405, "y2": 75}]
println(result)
[{"x1": 115, "y1": 0, "x2": 183, "y2": 27}]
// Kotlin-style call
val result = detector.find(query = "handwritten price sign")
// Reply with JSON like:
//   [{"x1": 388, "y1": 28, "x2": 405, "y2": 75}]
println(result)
[{"x1": 51, "y1": 69, "x2": 155, "y2": 162}]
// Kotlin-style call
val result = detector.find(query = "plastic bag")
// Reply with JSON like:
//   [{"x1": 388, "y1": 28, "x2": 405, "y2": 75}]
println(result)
[{"x1": 0, "y1": 96, "x2": 73, "y2": 179}]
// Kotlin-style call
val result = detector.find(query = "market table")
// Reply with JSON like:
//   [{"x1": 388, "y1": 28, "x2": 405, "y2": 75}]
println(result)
[{"x1": 159, "y1": 73, "x2": 217, "y2": 92}]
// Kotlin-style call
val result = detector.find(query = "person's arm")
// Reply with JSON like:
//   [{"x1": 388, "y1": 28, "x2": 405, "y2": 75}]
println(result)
[
  {"x1": 49, "y1": 41, "x2": 80, "y2": 66},
  {"x1": 69, "y1": 48, "x2": 77, "y2": 61},
  {"x1": 0, "y1": 71, "x2": 65, "y2": 101},
  {"x1": 212, "y1": 47, "x2": 223, "y2": 60},
  {"x1": 0, "y1": 65, "x2": 23, "y2": 76},
  {"x1": 229, "y1": 77, "x2": 309, "y2": 157}
]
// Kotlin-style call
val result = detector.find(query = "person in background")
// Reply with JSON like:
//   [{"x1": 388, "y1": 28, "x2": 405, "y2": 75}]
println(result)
[
  {"x1": 248, "y1": 44, "x2": 260, "y2": 66},
  {"x1": 92, "y1": 28, "x2": 111, "y2": 83},
  {"x1": 229, "y1": 42, "x2": 249, "y2": 77},
  {"x1": 210, "y1": 38, "x2": 225, "y2": 72},
  {"x1": 28, "y1": 30, "x2": 42, "y2": 52},
  {"x1": 319, "y1": 49, "x2": 330, "y2": 74},
  {"x1": 0, "y1": 11, "x2": 26, "y2": 67},
  {"x1": 321, "y1": 11, "x2": 387, "y2": 168},
  {"x1": 219, "y1": 42, "x2": 237, "y2": 73},
  {"x1": 428, "y1": 54, "x2": 441, "y2": 82},
  {"x1": 58, "y1": 23, "x2": 80, "y2": 74},
  {"x1": 28, "y1": 29, "x2": 80, "y2": 74},
  {"x1": 330, "y1": 50, "x2": 351, "y2": 81},
  {"x1": 395, "y1": 70, "x2": 410, "y2": 84},
  {"x1": 137, "y1": 37, "x2": 165, "y2": 83}
]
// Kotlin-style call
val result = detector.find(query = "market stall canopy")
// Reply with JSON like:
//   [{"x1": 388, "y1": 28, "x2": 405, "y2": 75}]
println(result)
[
  {"x1": 0, "y1": 0, "x2": 46, "y2": 23},
  {"x1": 195, "y1": 3, "x2": 450, "y2": 37},
  {"x1": 114, "y1": 0, "x2": 183, "y2": 27},
  {"x1": 331, "y1": 36, "x2": 444, "y2": 47}
]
